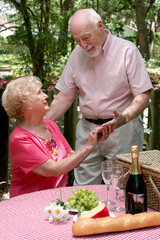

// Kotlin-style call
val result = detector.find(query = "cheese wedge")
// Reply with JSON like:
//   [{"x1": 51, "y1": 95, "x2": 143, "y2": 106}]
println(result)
[{"x1": 81, "y1": 203, "x2": 109, "y2": 219}]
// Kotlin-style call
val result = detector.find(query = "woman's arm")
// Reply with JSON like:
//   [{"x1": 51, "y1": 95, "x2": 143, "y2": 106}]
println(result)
[
  {"x1": 32, "y1": 145, "x2": 91, "y2": 177},
  {"x1": 32, "y1": 127, "x2": 108, "y2": 177}
]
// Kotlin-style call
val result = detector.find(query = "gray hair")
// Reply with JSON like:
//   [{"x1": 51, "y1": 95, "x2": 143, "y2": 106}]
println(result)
[
  {"x1": 2, "y1": 75, "x2": 42, "y2": 120},
  {"x1": 68, "y1": 8, "x2": 102, "y2": 31}
]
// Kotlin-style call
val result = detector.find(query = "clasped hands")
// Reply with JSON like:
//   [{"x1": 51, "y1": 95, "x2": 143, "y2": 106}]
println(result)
[{"x1": 92, "y1": 110, "x2": 127, "y2": 141}]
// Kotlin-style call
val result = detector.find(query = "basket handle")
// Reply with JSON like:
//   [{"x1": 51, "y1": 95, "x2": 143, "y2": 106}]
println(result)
[
  {"x1": 123, "y1": 162, "x2": 151, "y2": 179},
  {"x1": 148, "y1": 175, "x2": 160, "y2": 199},
  {"x1": 123, "y1": 170, "x2": 130, "y2": 180}
]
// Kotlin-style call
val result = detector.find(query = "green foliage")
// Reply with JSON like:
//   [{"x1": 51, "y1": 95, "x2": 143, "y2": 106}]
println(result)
[
  {"x1": 0, "y1": 52, "x2": 18, "y2": 66},
  {"x1": 0, "y1": 0, "x2": 66, "y2": 83},
  {"x1": 145, "y1": 56, "x2": 160, "y2": 69},
  {"x1": 155, "y1": 33, "x2": 160, "y2": 45},
  {"x1": 123, "y1": 36, "x2": 137, "y2": 44},
  {"x1": 0, "y1": 35, "x2": 6, "y2": 45},
  {"x1": 0, "y1": 48, "x2": 7, "y2": 54}
]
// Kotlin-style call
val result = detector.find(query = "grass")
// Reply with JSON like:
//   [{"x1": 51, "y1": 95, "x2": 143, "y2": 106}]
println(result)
[
  {"x1": 0, "y1": 52, "x2": 25, "y2": 79},
  {"x1": 0, "y1": 53, "x2": 19, "y2": 69}
]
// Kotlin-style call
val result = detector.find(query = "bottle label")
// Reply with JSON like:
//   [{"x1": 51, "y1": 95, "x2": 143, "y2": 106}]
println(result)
[{"x1": 126, "y1": 192, "x2": 147, "y2": 214}]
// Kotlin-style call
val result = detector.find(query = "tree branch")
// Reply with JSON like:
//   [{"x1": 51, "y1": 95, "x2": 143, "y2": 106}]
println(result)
[
  {"x1": 8, "y1": 0, "x2": 21, "y2": 11},
  {"x1": 145, "y1": 0, "x2": 155, "y2": 15},
  {"x1": 0, "y1": 24, "x2": 17, "y2": 33}
]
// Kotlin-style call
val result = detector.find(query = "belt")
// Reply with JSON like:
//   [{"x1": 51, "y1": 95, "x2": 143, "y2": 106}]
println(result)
[{"x1": 85, "y1": 117, "x2": 113, "y2": 125}]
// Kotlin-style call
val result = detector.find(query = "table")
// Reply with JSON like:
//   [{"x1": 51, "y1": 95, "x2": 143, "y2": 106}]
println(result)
[{"x1": 0, "y1": 185, "x2": 159, "y2": 240}]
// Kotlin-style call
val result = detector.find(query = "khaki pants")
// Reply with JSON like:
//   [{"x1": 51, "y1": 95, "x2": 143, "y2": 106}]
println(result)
[{"x1": 73, "y1": 115, "x2": 144, "y2": 185}]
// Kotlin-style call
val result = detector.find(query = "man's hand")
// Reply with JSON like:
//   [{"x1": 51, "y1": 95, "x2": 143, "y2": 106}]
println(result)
[
  {"x1": 94, "y1": 126, "x2": 111, "y2": 141},
  {"x1": 100, "y1": 110, "x2": 126, "y2": 133}
]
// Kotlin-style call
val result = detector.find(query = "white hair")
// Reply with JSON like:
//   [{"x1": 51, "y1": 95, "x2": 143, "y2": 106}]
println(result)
[
  {"x1": 88, "y1": 8, "x2": 102, "y2": 28},
  {"x1": 2, "y1": 75, "x2": 42, "y2": 120},
  {"x1": 68, "y1": 8, "x2": 102, "y2": 31}
]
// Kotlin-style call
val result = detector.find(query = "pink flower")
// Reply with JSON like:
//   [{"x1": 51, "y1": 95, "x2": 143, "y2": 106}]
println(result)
[
  {"x1": 46, "y1": 141, "x2": 53, "y2": 151},
  {"x1": 0, "y1": 79, "x2": 9, "y2": 89},
  {"x1": 48, "y1": 85, "x2": 55, "y2": 90}
]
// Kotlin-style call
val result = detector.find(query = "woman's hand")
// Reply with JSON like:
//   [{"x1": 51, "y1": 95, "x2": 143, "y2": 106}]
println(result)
[
  {"x1": 86, "y1": 129, "x2": 99, "y2": 150},
  {"x1": 86, "y1": 126, "x2": 110, "y2": 150},
  {"x1": 95, "y1": 126, "x2": 110, "y2": 141}
]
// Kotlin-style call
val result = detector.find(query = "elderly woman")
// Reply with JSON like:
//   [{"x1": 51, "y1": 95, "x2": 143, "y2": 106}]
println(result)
[{"x1": 2, "y1": 76, "x2": 108, "y2": 198}]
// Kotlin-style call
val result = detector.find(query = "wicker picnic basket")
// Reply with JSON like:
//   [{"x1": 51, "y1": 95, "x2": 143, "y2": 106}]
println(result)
[{"x1": 116, "y1": 150, "x2": 160, "y2": 212}]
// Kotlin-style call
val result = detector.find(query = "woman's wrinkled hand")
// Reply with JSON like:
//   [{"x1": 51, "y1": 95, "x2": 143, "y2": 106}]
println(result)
[
  {"x1": 87, "y1": 129, "x2": 99, "y2": 150},
  {"x1": 95, "y1": 126, "x2": 110, "y2": 141}
]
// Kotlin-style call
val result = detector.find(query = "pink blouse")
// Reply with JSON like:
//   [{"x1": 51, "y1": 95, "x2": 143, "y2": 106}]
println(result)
[{"x1": 9, "y1": 119, "x2": 72, "y2": 198}]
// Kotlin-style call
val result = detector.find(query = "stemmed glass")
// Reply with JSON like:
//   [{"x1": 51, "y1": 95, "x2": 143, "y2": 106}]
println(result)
[
  {"x1": 110, "y1": 164, "x2": 125, "y2": 212},
  {"x1": 101, "y1": 160, "x2": 115, "y2": 206}
]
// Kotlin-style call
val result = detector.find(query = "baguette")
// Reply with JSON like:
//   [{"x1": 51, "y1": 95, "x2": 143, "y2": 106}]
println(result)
[{"x1": 72, "y1": 212, "x2": 160, "y2": 236}]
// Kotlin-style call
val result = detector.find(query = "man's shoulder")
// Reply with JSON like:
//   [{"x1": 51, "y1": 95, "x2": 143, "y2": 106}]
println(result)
[
  {"x1": 70, "y1": 45, "x2": 85, "y2": 58},
  {"x1": 113, "y1": 35, "x2": 137, "y2": 50}
]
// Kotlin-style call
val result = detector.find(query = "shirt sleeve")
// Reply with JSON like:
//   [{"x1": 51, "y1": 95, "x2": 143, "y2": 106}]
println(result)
[
  {"x1": 56, "y1": 49, "x2": 78, "y2": 96},
  {"x1": 10, "y1": 136, "x2": 51, "y2": 174},
  {"x1": 125, "y1": 48, "x2": 153, "y2": 96}
]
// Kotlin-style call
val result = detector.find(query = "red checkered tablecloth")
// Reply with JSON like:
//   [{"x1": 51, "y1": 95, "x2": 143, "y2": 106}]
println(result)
[{"x1": 0, "y1": 185, "x2": 159, "y2": 240}]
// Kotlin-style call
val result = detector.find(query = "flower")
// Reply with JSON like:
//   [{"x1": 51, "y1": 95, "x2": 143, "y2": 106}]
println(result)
[
  {"x1": 50, "y1": 201, "x2": 57, "y2": 208},
  {"x1": 44, "y1": 205, "x2": 53, "y2": 218},
  {"x1": 44, "y1": 200, "x2": 70, "y2": 223},
  {"x1": 41, "y1": 138, "x2": 59, "y2": 158},
  {"x1": 0, "y1": 79, "x2": 9, "y2": 89}
]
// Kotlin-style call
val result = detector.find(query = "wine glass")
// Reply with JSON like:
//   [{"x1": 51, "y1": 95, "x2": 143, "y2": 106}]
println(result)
[
  {"x1": 110, "y1": 164, "x2": 125, "y2": 212},
  {"x1": 101, "y1": 160, "x2": 115, "y2": 206}
]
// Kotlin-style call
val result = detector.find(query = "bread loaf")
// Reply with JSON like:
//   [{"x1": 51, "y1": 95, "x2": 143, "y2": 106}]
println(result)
[{"x1": 72, "y1": 212, "x2": 160, "y2": 236}]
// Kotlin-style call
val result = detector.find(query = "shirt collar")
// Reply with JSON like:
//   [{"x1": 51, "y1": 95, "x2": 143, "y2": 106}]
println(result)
[{"x1": 101, "y1": 29, "x2": 112, "y2": 56}]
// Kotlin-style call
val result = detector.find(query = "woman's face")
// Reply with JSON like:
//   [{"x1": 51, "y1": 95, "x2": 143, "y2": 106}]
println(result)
[{"x1": 29, "y1": 84, "x2": 49, "y2": 115}]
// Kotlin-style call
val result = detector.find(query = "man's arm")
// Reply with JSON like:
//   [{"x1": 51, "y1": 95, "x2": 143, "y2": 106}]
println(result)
[
  {"x1": 45, "y1": 92, "x2": 75, "y2": 121},
  {"x1": 122, "y1": 91, "x2": 151, "y2": 122},
  {"x1": 102, "y1": 90, "x2": 151, "y2": 131}
]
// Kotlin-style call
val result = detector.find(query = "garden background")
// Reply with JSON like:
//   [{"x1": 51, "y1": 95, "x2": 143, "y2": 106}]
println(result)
[{"x1": 0, "y1": 0, "x2": 160, "y2": 200}]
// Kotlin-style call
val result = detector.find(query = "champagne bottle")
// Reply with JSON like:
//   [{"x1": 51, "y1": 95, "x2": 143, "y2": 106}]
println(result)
[{"x1": 125, "y1": 145, "x2": 147, "y2": 214}]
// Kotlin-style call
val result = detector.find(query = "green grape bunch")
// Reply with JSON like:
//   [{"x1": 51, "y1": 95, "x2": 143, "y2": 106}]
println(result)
[{"x1": 66, "y1": 188, "x2": 99, "y2": 211}]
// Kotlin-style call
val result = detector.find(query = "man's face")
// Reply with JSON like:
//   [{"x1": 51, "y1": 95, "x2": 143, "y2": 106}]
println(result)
[{"x1": 71, "y1": 21, "x2": 103, "y2": 57}]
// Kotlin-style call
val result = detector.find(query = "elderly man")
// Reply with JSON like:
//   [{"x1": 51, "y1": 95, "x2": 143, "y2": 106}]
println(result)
[{"x1": 46, "y1": 8, "x2": 153, "y2": 185}]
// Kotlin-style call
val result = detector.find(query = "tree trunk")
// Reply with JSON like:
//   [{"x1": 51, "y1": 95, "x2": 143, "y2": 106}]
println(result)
[
  {"x1": 147, "y1": 89, "x2": 160, "y2": 150},
  {"x1": 64, "y1": 96, "x2": 78, "y2": 186},
  {"x1": 0, "y1": 89, "x2": 9, "y2": 194},
  {"x1": 150, "y1": 1, "x2": 160, "y2": 55},
  {"x1": 135, "y1": 0, "x2": 150, "y2": 60},
  {"x1": 96, "y1": 0, "x2": 100, "y2": 12},
  {"x1": 150, "y1": 20, "x2": 155, "y2": 55},
  {"x1": 58, "y1": 0, "x2": 72, "y2": 56}
]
